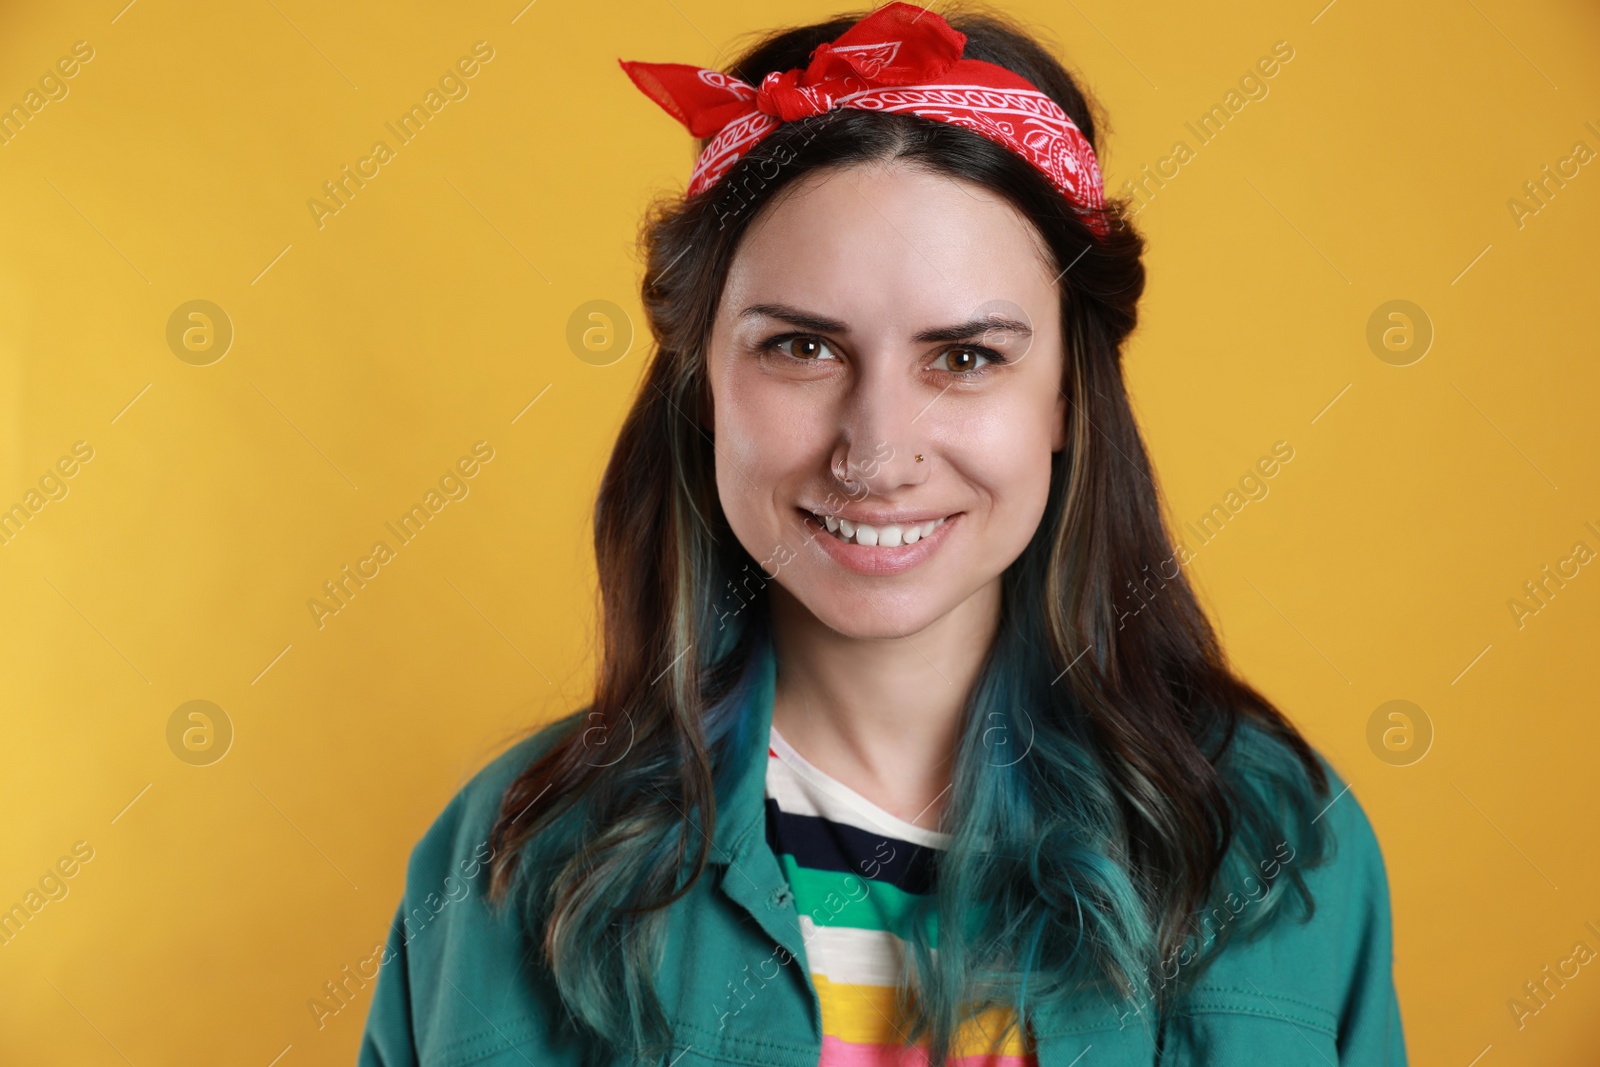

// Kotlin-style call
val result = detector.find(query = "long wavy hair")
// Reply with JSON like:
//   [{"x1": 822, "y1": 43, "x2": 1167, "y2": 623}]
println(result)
[{"x1": 486, "y1": 5, "x2": 1333, "y2": 1064}]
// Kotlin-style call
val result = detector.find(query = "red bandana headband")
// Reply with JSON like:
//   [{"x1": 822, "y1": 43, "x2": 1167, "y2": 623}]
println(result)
[{"x1": 619, "y1": 1, "x2": 1109, "y2": 236}]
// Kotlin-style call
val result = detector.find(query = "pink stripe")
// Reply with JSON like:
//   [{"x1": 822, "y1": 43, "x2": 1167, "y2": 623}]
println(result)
[{"x1": 819, "y1": 1034, "x2": 1032, "y2": 1067}]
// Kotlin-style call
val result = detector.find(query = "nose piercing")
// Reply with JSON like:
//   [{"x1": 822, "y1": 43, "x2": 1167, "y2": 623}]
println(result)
[{"x1": 915, "y1": 454, "x2": 924, "y2": 463}]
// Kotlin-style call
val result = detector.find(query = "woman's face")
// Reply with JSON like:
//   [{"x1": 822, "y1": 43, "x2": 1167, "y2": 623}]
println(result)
[{"x1": 705, "y1": 162, "x2": 1068, "y2": 640}]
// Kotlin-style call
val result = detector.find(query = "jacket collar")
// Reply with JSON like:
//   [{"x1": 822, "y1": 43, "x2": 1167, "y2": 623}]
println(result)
[
  {"x1": 709, "y1": 624, "x2": 778, "y2": 866},
  {"x1": 695, "y1": 627, "x2": 812, "y2": 968}
]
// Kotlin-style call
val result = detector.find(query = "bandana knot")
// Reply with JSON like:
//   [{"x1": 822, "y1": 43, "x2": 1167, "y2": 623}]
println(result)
[{"x1": 754, "y1": 69, "x2": 841, "y2": 122}]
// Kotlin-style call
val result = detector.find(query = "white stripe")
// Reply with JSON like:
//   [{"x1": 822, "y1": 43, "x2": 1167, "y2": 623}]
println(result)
[
  {"x1": 797, "y1": 915, "x2": 926, "y2": 986},
  {"x1": 767, "y1": 730, "x2": 952, "y2": 849}
]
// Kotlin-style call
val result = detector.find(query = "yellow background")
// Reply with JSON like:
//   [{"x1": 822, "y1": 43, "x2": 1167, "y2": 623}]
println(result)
[{"x1": 1, "y1": 0, "x2": 1596, "y2": 1064}]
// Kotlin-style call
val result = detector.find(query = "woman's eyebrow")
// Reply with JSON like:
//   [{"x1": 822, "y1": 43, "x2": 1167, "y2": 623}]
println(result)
[{"x1": 740, "y1": 303, "x2": 1032, "y2": 342}]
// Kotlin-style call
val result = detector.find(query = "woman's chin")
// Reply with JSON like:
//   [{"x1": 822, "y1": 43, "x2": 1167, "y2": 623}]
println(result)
[{"x1": 786, "y1": 585, "x2": 952, "y2": 642}]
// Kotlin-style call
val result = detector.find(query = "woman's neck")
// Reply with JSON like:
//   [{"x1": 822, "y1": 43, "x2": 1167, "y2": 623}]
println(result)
[{"x1": 766, "y1": 580, "x2": 1002, "y2": 831}]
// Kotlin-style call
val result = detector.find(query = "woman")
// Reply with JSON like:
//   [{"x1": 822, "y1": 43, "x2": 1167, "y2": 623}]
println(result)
[{"x1": 359, "y1": 4, "x2": 1406, "y2": 1065}]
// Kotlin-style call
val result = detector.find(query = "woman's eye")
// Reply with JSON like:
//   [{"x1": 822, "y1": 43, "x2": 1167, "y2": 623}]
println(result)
[
  {"x1": 933, "y1": 346, "x2": 998, "y2": 374},
  {"x1": 765, "y1": 334, "x2": 838, "y2": 362}
]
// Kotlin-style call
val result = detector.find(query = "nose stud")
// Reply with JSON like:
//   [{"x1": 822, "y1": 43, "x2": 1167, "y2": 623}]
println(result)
[{"x1": 915, "y1": 454, "x2": 924, "y2": 463}]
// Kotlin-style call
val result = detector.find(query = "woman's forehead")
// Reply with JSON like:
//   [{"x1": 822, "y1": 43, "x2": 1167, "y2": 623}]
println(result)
[{"x1": 721, "y1": 164, "x2": 1061, "y2": 331}]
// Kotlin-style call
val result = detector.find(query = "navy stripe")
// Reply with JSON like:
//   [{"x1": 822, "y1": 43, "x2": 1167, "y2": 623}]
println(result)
[{"x1": 765, "y1": 796, "x2": 939, "y2": 894}]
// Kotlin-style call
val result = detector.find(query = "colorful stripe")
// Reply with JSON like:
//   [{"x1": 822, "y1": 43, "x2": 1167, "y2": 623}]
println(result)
[{"x1": 766, "y1": 727, "x2": 1035, "y2": 1066}]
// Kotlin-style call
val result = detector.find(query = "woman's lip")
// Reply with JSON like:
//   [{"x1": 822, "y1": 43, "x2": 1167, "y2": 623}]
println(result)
[{"x1": 796, "y1": 507, "x2": 961, "y2": 576}]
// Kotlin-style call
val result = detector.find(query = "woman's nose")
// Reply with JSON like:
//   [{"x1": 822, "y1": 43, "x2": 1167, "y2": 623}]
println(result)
[{"x1": 832, "y1": 365, "x2": 931, "y2": 495}]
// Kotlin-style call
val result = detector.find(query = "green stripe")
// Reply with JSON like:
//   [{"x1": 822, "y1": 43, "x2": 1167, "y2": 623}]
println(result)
[{"x1": 779, "y1": 855, "x2": 941, "y2": 947}]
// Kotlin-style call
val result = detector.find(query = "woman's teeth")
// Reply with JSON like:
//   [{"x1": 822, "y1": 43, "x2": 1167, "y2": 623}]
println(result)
[{"x1": 813, "y1": 513, "x2": 947, "y2": 547}]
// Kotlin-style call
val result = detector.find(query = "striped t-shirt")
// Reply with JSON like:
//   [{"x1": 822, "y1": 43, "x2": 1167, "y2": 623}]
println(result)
[{"x1": 764, "y1": 724, "x2": 1036, "y2": 1067}]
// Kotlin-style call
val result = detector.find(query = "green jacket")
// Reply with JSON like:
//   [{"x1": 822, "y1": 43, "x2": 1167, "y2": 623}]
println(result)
[{"x1": 358, "y1": 640, "x2": 1407, "y2": 1065}]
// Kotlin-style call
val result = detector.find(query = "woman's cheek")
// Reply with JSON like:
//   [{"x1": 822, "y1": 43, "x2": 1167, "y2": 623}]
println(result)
[
  {"x1": 951, "y1": 402, "x2": 1048, "y2": 482},
  {"x1": 719, "y1": 370, "x2": 817, "y2": 475}
]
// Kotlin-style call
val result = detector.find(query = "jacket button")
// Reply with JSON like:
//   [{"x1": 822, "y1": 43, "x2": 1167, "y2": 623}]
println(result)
[{"x1": 767, "y1": 884, "x2": 793, "y2": 909}]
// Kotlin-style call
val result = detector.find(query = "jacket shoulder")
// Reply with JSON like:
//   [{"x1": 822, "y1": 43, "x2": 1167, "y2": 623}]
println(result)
[
  {"x1": 1160, "y1": 747, "x2": 1407, "y2": 1064},
  {"x1": 358, "y1": 708, "x2": 592, "y2": 1067},
  {"x1": 406, "y1": 709, "x2": 587, "y2": 891}
]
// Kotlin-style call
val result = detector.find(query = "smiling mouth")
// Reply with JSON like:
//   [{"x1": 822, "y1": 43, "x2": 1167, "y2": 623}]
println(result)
[{"x1": 804, "y1": 510, "x2": 952, "y2": 547}]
